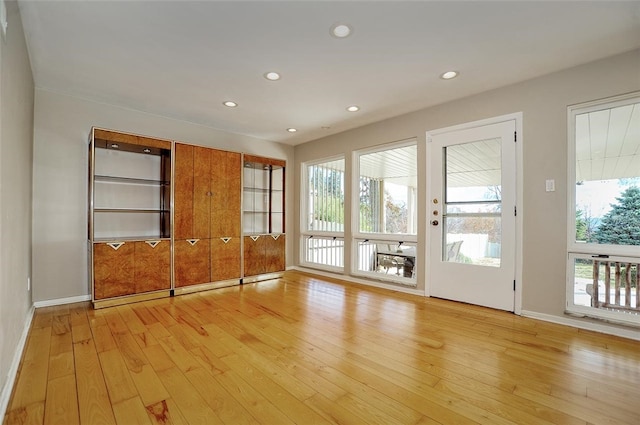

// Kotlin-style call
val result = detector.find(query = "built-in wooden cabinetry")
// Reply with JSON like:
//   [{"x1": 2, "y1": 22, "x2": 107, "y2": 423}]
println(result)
[
  {"x1": 89, "y1": 129, "x2": 285, "y2": 308},
  {"x1": 88, "y1": 129, "x2": 173, "y2": 307},
  {"x1": 242, "y1": 155, "x2": 286, "y2": 282},
  {"x1": 173, "y1": 143, "x2": 242, "y2": 292}
]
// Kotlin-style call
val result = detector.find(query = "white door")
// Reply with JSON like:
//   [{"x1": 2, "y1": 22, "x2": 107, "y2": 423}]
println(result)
[{"x1": 428, "y1": 120, "x2": 516, "y2": 311}]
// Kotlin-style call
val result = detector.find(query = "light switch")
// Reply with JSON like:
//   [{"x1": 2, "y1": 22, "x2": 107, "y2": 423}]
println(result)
[{"x1": 545, "y1": 179, "x2": 555, "y2": 192}]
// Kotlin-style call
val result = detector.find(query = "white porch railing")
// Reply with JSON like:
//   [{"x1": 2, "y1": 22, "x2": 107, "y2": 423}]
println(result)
[{"x1": 588, "y1": 260, "x2": 639, "y2": 312}]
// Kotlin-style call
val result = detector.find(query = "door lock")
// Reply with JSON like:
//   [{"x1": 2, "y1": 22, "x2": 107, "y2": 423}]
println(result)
[{"x1": 431, "y1": 220, "x2": 439, "y2": 226}]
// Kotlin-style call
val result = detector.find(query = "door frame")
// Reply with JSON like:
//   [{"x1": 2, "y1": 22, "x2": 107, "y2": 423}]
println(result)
[{"x1": 426, "y1": 112, "x2": 523, "y2": 314}]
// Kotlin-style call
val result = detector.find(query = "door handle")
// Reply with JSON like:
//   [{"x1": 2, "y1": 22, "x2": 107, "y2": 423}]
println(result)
[{"x1": 431, "y1": 220, "x2": 439, "y2": 226}]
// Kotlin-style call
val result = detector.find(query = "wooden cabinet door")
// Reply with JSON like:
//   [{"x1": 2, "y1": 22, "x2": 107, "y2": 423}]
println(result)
[
  {"x1": 175, "y1": 143, "x2": 212, "y2": 239},
  {"x1": 174, "y1": 143, "x2": 195, "y2": 240},
  {"x1": 265, "y1": 234, "x2": 286, "y2": 273},
  {"x1": 244, "y1": 235, "x2": 266, "y2": 277},
  {"x1": 211, "y1": 237, "x2": 241, "y2": 282},
  {"x1": 134, "y1": 240, "x2": 170, "y2": 293},
  {"x1": 93, "y1": 242, "x2": 135, "y2": 300},
  {"x1": 210, "y1": 150, "x2": 241, "y2": 238},
  {"x1": 225, "y1": 151, "x2": 242, "y2": 236},
  {"x1": 193, "y1": 146, "x2": 211, "y2": 239},
  {"x1": 174, "y1": 239, "x2": 210, "y2": 287}
]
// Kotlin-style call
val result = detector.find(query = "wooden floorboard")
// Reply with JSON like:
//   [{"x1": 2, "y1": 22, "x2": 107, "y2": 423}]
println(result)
[{"x1": 4, "y1": 270, "x2": 640, "y2": 425}]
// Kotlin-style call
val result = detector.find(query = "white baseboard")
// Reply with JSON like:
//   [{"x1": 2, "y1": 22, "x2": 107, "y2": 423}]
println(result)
[
  {"x1": 33, "y1": 294, "x2": 91, "y2": 308},
  {"x1": 0, "y1": 305, "x2": 35, "y2": 419},
  {"x1": 290, "y1": 266, "x2": 425, "y2": 297},
  {"x1": 521, "y1": 310, "x2": 640, "y2": 342}
]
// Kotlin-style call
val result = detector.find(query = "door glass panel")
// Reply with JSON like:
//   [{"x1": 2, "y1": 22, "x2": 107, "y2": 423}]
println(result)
[{"x1": 444, "y1": 138, "x2": 502, "y2": 266}]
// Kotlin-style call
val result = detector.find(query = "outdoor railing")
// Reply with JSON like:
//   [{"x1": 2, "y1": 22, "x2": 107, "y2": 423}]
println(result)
[{"x1": 589, "y1": 260, "x2": 640, "y2": 312}]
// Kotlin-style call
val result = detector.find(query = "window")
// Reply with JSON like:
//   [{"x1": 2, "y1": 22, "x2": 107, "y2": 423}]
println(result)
[
  {"x1": 354, "y1": 140, "x2": 418, "y2": 285},
  {"x1": 301, "y1": 157, "x2": 345, "y2": 270},
  {"x1": 567, "y1": 92, "x2": 640, "y2": 325},
  {"x1": 358, "y1": 143, "x2": 417, "y2": 235}
]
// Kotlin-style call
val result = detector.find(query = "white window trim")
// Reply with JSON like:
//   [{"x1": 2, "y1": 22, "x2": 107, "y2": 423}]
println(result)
[
  {"x1": 300, "y1": 155, "x2": 346, "y2": 272},
  {"x1": 567, "y1": 91, "x2": 640, "y2": 258},
  {"x1": 351, "y1": 138, "x2": 418, "y2": 285},
  {"x1": 566, "y1": 92, "x2": 640, "y2": 323},
  {"x1": 351, "y1": 137, "x2": 418, "y2": 242}
]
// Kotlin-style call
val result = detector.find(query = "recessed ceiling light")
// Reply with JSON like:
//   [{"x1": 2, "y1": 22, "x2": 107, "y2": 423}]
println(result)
[
  {"x1": 264, "y1": 71, "x2": 281, "y2": 81},
  {"x1": 223, "y1": 101, "x2": 238, "y2": 107},
  {"x1": 346, "y1": 105, "x2": 360, "y2": 112},
  {"x1": 440, "y1": 71, "x2": 459, "y2": 80},
  {"x1": 331, "y1": 23, "x2": 353, "y2": 38},
  {"x1": 287, "y1": 128, "x2": 297, "y2": 133}
]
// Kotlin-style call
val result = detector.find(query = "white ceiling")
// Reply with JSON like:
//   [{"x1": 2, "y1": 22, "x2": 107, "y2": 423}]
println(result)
[{"x1": 17, "y1": 1, "x2": 640, "y2": 146}]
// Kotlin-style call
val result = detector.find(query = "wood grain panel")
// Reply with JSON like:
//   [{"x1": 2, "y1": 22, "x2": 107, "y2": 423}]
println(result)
[
  {"x1": 174, "y1": 143, "x2": 194, "y2": 240},
  {"x1": 98, "y1": 349, "x2": 138, "y2": 405},
  {"x1": 209, "y1": 148, "x2": 228, "y2": 238},
  {"x1": 244, "y1": 154, "x2": 286, "y2": 167},
  {"x1": 44, "y1": 375, "x2": 80, "y2": 425},
  {"x1": 210, "y1": 208, "x2": 240, "y2": 239},
  {"x1": 8, "y1": 274, "x2": 640, "y2": 425},
  {"x1": 174, "y1": 239, "x2": 210, "y2": 287},
  {"x1": 193, "y1": 146, "x2": 211, "y2": 239},
  {"x1": 73, "y1": 339, "x2": 117, "y2": 425},
  {"x1": 243, "y1": 236, "x2": 266, "y2": 277},
  {"x1": 211, "y1": 237, "x2": 241, "y2": 282},
  {"x1": 209, "y1": 148, "x2": 226, "y2": 204},
  {"x1": 93, "y1": 243, "x2": 135, "y2": 300},
  {"x1": 93, "y1": 128, "x2": 171, "y2": 150},
  {"x1": 112, "y1": 397, "x2": 153, "y2": 425},
  {"x1": 225, "y1": 151, "x2": 242, "y2": 237},
  {"x1": 134, "y1": 241, "x2": 171, "y2": 293},
  {"x1": 6, "y1": 327, "x2": 51, "y2": 409},
  {"x1": 265, "y1": 234, "x2": 286, "y2": 273}
]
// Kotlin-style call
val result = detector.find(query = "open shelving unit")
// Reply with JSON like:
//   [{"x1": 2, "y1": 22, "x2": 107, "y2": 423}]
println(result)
[
  {"x1": 88, "y1": 128, "x2": 172, "y2": 307},
  {"x1": 242, "y1": 155, "x2": 286, "y2": 281}
]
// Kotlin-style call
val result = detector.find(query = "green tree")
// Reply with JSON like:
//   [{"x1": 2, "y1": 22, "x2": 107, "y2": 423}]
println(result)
[
  {"x1": 309, "y1": 167, "x2": 345, "y2": 230},
  {"x1": 592, "y1": 186, "x2": 640, "y2": 245},
  {"x1": 576, "y1": 209, "x2": 588, "y2": 241}
]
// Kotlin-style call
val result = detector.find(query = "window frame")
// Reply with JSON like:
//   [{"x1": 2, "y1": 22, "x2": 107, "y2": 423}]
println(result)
[
  {"x1": 567, "y1": 91, "x2": 640, "y2": 258},
  {"x1": 567, "y1": 92, "x2": 640, "y2": 323},
  {"x1": 300, "y1": 155, "x2": 346, "y2": 272},
  {"x1": 352, "y1": 138, "x2": 419, "y2": 244},
  {"x1": 352, "y1": 138, "x2": 418, "y2": 285}
]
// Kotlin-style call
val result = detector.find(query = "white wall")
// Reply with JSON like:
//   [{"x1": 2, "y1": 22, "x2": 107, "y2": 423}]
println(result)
[
  {"x1": 32, "y1": 89, "x2": 294, "y2": 302},
  {"x1": 294, "y1": 49, "x2": 640, "y2": 318},
  {"x1": 0, "y1": 0, "x2": 34, "y2": 409}
]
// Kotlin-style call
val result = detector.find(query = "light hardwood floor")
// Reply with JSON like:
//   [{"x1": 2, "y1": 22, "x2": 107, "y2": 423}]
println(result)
[{"x1": 4, "y1": 270, "x2": 640, "y2": 425}]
